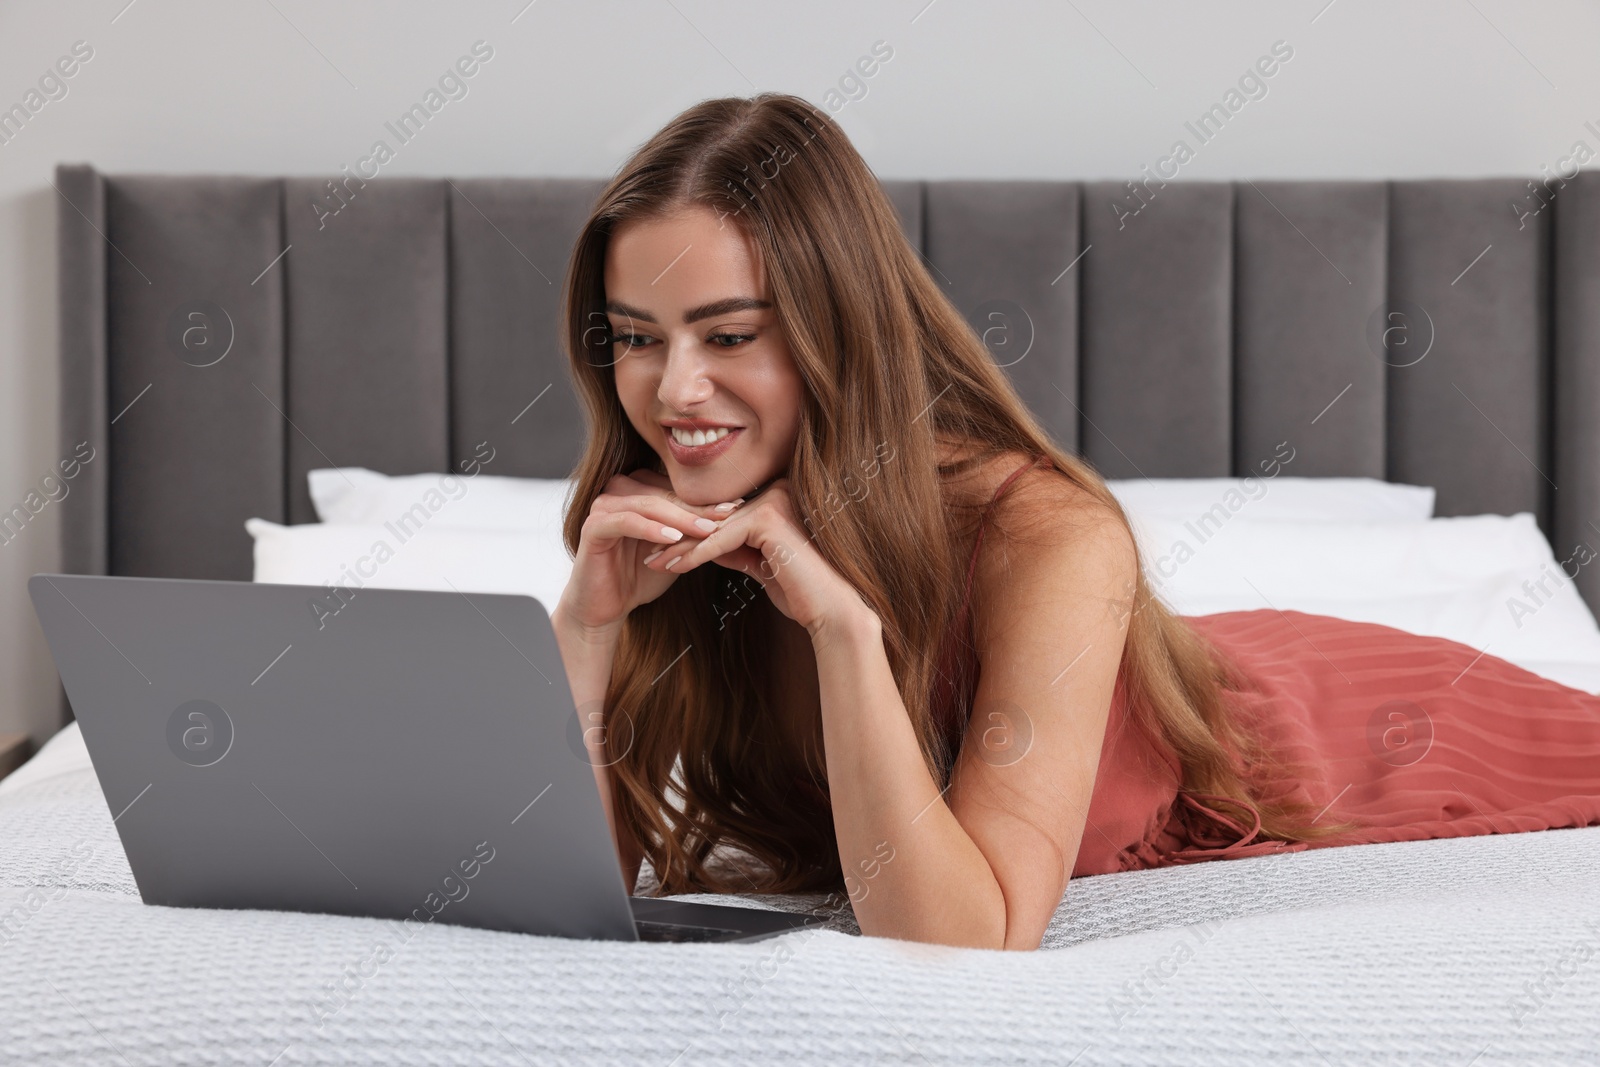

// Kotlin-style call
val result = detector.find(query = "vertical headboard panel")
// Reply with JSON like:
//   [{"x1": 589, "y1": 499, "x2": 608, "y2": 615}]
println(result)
[
  {"x1": 1080, "y1": 180, "x2": 1234, "y2": 478},
  {"x1": 56, "y1": 165, "x2": 108, "y2": 579},
  {"x1": 106, "y1": 175, "x2": 286, "y2": 580},
  {"x1": 1235, "y1": 181, "x2": 1388, "y2": 477},
  {"x1": 1387, "y1": 179, "x2": 1549, "y2": 521},
  {"x1": 449, "y1": 178, "x2": 604, "y2": 480},
  {"x1": 1554, "y1": 175, "x2": 1600, "y2": 611},
  {"x1": 922, "y1": 180, "x2": 1082, "y2": 453},
  {"x1": 283, "y1": 178, "x2": 451, "y2": 524}
]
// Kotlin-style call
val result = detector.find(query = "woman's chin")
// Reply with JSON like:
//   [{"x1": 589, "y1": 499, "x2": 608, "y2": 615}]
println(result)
[
  {"x1": 668, "y1": 466, "x2": 776, "y2": 507},
  {"x1": 671, "y1": 482, "x2": 741, "y2": 508}
]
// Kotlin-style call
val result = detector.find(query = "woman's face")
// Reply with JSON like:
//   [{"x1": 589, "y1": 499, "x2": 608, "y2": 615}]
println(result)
[{"x1": 604, "y1": 204, "x2": 804, "y2": 506}]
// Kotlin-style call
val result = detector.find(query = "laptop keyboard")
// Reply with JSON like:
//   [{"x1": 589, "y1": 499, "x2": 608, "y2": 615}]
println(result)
[{"x1": 635, "y1": 919, "x2": 743, "y2": 943}]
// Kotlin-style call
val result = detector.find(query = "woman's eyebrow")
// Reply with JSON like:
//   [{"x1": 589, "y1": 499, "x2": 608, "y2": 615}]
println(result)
[{"x1": 603, "y1": 297, "x2": 772, "y2": 325}]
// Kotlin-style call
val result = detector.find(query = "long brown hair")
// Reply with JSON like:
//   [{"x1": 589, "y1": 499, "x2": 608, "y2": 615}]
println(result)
[{"x1": 560, "y1": 93, "x2": 1357, "y2": 895}]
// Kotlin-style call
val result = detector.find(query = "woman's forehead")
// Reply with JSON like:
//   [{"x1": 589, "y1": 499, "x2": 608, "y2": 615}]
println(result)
[{"x1": 605, "y1": 207, "x2": 769, "y2": 314}]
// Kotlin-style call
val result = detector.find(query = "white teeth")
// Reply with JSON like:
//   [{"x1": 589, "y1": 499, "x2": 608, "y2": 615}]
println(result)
[{"x1": 670, "y1": 426, "x2": 733, "y2": 447}]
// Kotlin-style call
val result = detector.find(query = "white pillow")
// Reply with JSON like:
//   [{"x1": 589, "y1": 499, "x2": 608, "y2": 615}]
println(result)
[
  {"x1": 1107, "y1": 476, "x2": 1435, "y2": 524},
  {"x1": 246, "y1": 517, "x2": 572, "y2": 615},
  {"x1": 1130, "y1": 511, "x2": 1600, "y2": 669},
  {"x1": 307, "y1": 467, "x2": 572, "y2": 533}
]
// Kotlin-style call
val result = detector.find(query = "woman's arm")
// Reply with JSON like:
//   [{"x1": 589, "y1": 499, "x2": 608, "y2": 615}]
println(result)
[
  {"x1": 550, "y1": 605, "x2": 645, "y2": 893},
  {"x1": 810, "y1": 498, "x2": 1136, "y2": 950},
  {"x1": 809, "y1": 609, "x2": 1007, "y2": 946}
]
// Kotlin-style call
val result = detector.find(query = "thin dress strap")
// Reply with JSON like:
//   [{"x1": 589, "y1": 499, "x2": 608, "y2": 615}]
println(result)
[
  {"x1": 958, "y1": 454, "x2": 1050, "y2": 615},
  {"x1": 928, "y1": 453, "x2": 1053, "y2": 754}
]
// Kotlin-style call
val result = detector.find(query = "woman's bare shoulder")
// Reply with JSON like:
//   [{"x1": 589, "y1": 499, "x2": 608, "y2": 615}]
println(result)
[
  {"x1": 963, "y1": 449, "x2": 1120, "y2": 529},
  {"x1": 968, "y1": 451, "x2": 1137, "y2": 610},
  {"x1": 936, "y1": 442, "x2": 1061, "y2": 508},
  {"x1": 935, "y1": 439, "x2": 1132, "y2": 549}
]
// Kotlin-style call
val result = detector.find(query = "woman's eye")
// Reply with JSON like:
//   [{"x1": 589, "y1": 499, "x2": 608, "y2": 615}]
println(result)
[{"x1": 607, "y1": 330, "x2": 752, "y2": 350}]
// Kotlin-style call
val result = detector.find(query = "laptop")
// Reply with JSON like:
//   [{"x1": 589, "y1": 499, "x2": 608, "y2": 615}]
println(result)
[{"x1": 28, "y1": 572, "x2": 827, "y2": 944}]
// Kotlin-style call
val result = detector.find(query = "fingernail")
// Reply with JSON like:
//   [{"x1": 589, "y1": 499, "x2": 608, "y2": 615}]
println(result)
[
  {"x1": 714, "y1": 498, "x2": 744, "y2": 512},
  {"x1": 664, "y1": 555, "x2": 681, "y2": 570},
  {"x1": 661, "y1": 526, "x2": 684, "y2": 541},
  {"x1": 694, "y1": 517, "x2": 719, "y2": 533},
  {"x1": 643, "y1": 550, "x2": 664, "y2": 564}
]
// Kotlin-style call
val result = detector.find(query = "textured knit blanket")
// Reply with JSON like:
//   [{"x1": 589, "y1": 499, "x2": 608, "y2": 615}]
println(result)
[{"x1": 2, "y1": 724, "x2": 1597, "y2": 1065}]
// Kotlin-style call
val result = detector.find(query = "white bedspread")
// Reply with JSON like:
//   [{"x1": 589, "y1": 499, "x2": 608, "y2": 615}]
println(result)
[{"x1": 2, "y1": 724, "x2": 1598, "y2": 1065}]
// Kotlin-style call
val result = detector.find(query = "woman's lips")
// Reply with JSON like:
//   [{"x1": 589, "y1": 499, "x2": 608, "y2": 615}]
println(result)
[{"x1": 665, "y1": 427, "x2": 743, "y2": 466}]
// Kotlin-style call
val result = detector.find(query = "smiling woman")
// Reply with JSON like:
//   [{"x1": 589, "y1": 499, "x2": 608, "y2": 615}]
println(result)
[
  {"x1": 544, "y1": 93, "x2": 1600, "y2": 951},
  {"x1": 543, "y1": 94, "x2": 1316, "y2": 952}
]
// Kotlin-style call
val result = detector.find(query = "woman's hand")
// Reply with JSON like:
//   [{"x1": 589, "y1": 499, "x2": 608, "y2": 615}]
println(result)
[
  {"x1": 640, "y1": 477, "x2": 877, "y2": 640},
  {"x1": 556, "y1": 468, "x2": 743, "y2": 636}
]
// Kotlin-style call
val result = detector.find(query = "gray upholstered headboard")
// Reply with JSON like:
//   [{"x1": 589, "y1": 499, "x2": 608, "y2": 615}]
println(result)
[{"x1": 54, "y1": 164, "x2": 1600, "y2": 620}]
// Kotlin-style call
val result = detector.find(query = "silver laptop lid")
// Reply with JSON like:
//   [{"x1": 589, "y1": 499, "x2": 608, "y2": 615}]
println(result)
[{"x1": 28, "y1": 573, "x2": 640, "y2": 942}]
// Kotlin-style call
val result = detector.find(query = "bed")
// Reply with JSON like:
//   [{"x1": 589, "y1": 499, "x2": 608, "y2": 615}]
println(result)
[{"x1": 4, "y1": 165, "x2": 1600, "y2": 1063}]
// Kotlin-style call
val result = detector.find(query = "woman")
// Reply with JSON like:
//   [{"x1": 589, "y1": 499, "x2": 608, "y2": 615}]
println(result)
[{"x1": 551, "y1": 93, "x2": 1600, "y2": 951}]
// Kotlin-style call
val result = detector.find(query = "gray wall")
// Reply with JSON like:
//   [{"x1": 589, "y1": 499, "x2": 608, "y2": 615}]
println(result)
[{"x1": 3, "y1": 0, "x2": 1600, "y2": 744}]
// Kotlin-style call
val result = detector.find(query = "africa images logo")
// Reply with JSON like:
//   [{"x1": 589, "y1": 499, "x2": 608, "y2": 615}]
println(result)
[{"x1": 166, "y1": 699, "x2": 234, "y2": 767}]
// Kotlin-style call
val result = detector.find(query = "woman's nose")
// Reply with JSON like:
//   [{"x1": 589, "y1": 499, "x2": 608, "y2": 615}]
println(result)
[{"x1": 655, "y1": 340, "x2": 714, "y2": 409}]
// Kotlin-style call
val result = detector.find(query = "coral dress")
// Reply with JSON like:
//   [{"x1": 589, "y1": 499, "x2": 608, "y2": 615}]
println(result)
[
  {"x1": 948, "y1": 455, "x2": 1600, "y2": 879},
  {"x1": 1073, "y1": 608, "x2": 1600, "y2": 876}
]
